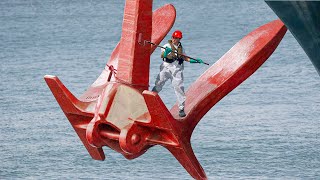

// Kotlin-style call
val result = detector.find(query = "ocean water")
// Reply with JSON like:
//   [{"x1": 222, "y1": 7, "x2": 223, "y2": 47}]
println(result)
[{"x1": 1, "y1": 0, "x2": 319, "y2": 179}]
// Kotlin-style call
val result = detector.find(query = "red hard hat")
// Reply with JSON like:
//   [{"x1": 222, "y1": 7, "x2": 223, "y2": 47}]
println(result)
[{"x1": 172, "y1": 30, "x2": 183, "y2": 39}]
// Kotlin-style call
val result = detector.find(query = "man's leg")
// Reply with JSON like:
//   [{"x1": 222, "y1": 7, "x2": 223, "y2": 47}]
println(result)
[
  {"x1": 152, "y1": 63, "x2": 170, "y2": 93},
  {"x1": 172, "y1": 67, "x2": 186, "y2": 117}
]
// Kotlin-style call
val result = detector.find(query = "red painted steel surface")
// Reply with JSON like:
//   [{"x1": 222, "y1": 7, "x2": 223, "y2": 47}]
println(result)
[{"x1": 44, "y1": 0, "x2": 287, "y2": 179}]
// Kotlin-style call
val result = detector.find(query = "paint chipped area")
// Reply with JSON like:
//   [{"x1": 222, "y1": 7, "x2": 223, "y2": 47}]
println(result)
[{"x1": 106, "y1": 85, "x2": 149, "y2": 129}]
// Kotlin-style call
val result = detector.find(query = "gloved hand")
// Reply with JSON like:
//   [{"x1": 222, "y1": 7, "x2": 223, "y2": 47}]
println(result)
[
  {"x1": 196, "y1": 58, "x2": 204, "y2": 64},
  {"x1": 190, "y1": 58, "x2": 204, "y2": 64},
  {"x1": 163, "y1": 47, "x2": 172, "y2": 57}
]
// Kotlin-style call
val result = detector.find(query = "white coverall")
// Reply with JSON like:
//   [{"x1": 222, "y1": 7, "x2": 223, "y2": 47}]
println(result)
[{"x1": 152, "y1": 43, "x2": 186, "y2": 111}]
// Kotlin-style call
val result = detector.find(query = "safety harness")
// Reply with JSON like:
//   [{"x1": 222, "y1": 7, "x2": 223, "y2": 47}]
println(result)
[{"x1": 161, "y1": 40, "x2": 184, "y2": 65}]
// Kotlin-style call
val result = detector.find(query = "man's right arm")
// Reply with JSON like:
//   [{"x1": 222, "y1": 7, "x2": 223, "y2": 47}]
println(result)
[{"x1": 161, "y1": 44, "x2": 171, "y2": 58}]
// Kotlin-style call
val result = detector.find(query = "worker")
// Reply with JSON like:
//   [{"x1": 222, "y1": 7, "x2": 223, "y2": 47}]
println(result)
[{"x1": 152, "y1": 30, "x2": 204, "y2": 117}]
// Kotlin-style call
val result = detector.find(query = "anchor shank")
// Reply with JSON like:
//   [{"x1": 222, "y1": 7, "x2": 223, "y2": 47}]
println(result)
[{"x1": 117, "y1": 0, "x2": 153, "y2": 91}]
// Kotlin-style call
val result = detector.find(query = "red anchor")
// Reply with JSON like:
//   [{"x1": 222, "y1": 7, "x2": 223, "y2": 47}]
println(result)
[{"x1": 44, "y1": 1, "x2": 287, "y2": 179}]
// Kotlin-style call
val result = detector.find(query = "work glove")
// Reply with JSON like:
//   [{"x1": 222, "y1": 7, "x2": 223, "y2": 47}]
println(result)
[
  {"x1": 163, "y1": 47, "x2": 172, "y2": 57},
  {"x1": 196, "y1": 58, "x2": 204, "y2": 64},
  {"x1": 190, "y1": 58, "x2": 204, "y2": 64}
]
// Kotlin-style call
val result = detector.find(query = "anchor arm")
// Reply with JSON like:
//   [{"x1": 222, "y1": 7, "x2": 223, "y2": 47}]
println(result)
[{"x1": 171, "y1": 19, "x2": 287, "y2": 131}]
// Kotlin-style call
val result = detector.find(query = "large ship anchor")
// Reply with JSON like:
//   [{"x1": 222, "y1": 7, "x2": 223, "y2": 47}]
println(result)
[{"x1": 44, "y1": 0, "x2": 287, "y2": 179}]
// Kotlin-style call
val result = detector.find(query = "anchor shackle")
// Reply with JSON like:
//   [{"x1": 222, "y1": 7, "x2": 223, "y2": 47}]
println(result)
[{"x1": 119, "y1": 123, "x2": 151, "y2": 154}]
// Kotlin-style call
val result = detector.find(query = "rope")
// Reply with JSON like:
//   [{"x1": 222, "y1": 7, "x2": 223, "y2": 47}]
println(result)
[{"x1": 105, "y1": 64, "x2": 150, "y2": 88}]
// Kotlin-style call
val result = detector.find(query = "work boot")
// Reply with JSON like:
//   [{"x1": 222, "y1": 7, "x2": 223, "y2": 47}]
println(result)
[
  {"x1": 151, "y1": 86, "x2": 158, "y2": 93},
  {"x1": 179, "y1": 109, "x2": 186, "y2": 117}
]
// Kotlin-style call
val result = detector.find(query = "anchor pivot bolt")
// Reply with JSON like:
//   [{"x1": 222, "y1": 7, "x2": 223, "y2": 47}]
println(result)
[{"x1": 131, "y1": 134, "x2": 141, "y2": 145}]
